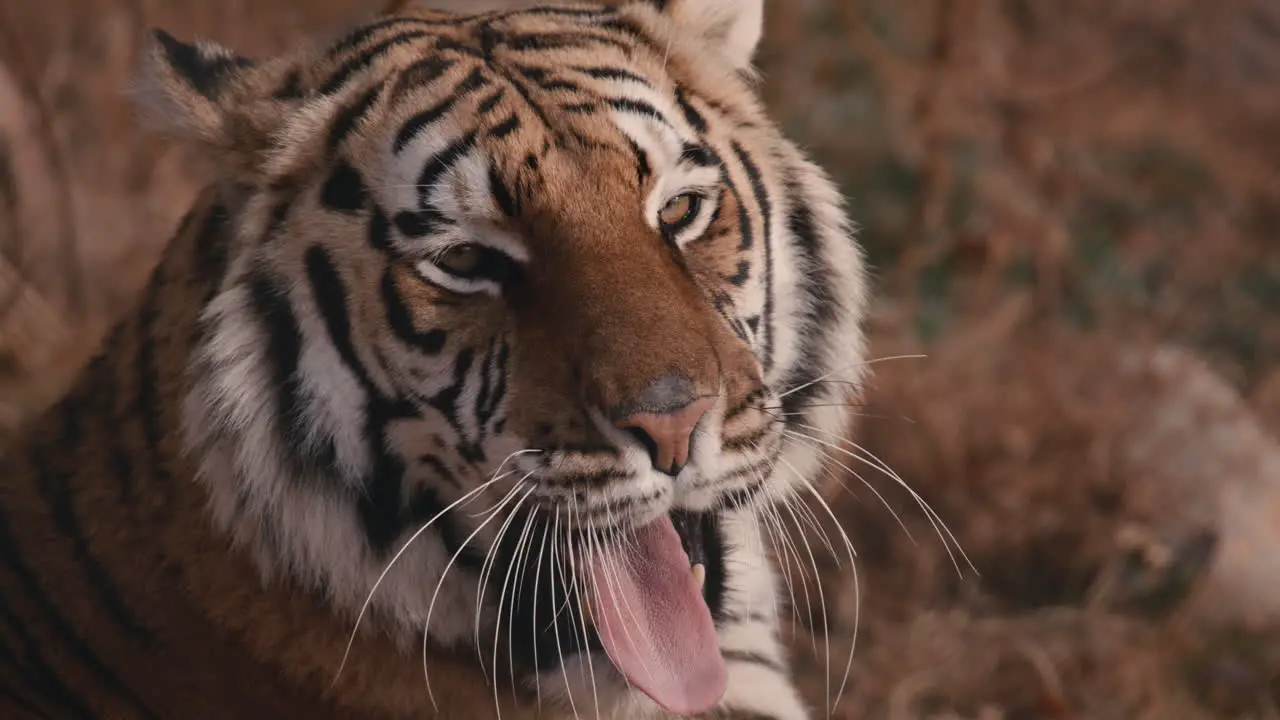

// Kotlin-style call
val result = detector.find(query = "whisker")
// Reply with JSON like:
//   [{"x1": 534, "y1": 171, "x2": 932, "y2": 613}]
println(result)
[
  {"x1": 476, "y1": 485, "x2": 533, "y2": 684},
  {"x1": 786, "y1": 462, "x2": 862, "y2": 714},
  {"x1": 505, "y1": 507, "x2": 539, "y2": 704},
  {"x1": 753, "y1": 476, "x2": 810, "y2": 638},
  {"x1": 422, "y1": 476, "x2": 534, "y2": 709},
  {"x1": 548, "y1": 514, "x2": 581, "y2": 720},
  {"x1": 484, "y1": 487, "x2": 535, "y2": 720},
  {"x1": 489, "y1": 491, "x2": 537, "y2": 718},
  {"x1": 777, "y1": 488, "x2": 833, "y2": 718},
  {"x1": 775, "y1": 354, "x2": 926, "y2": 400},
  {"x1": 566, "y1": 506, "x2": 601, "y2": 718},
  {"x1": 781, "y1": 429, "x2": 918, "y2": 547},
  {"x1": 784, "y1": 425, "x2": 974, "y2": 577},
  {"x1": 530, "y1": 519, "x2": 552, "y2": 708},
  {"x1": 333, "y1": 449, "x2": 540, "y2": 686}
]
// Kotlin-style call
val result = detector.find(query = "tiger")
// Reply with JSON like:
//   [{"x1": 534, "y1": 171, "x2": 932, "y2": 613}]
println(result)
[{"x1": 0, "y1": 0, "x2": 870, "y2": 718}]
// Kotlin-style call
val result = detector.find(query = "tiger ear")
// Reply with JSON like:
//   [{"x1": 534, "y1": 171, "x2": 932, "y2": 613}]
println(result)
[
  {"x1": 131, "y1": 29, "x2": 261, "y2": 156},
  {"x1": 643, "y1": 0, "x2": 764, "y2": 70}
]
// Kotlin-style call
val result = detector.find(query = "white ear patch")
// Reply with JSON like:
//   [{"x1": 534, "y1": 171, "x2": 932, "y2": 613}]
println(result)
[{"x1": 659, "y1": 0, "x2": 765, "y2": 70}]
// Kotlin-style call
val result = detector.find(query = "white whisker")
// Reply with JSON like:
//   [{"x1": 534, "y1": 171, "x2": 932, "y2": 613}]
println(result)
[
  {"x1": 333, "y1": 448, "x2": 540, "y2": 686},
  {"x1": 420, "y1": 475, "x2": 534, "y2": 708},
  {"x1": 775, "y1": 354, "x2": 926, "y2": 400}
]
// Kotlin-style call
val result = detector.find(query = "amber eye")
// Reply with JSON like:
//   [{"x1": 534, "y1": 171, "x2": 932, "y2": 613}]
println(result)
[
  {"x1": 435, "y1": 244, "x2": 485, "y2": 275},
  {"x1": 429, "y1": 243, "x2": 518, "y2": 287},
  {"x1": 658, "y1": 192, "x2": 703, "y2": 235}
]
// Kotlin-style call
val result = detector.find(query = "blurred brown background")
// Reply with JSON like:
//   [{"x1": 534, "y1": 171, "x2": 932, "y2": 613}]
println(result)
[{"x1": 2, "y1": 0, "x2": 1280, "y2": 717}]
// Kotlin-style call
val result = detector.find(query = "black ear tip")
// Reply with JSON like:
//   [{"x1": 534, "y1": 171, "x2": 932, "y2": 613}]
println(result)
[{"x1": 150, "y1": 28, "x2": 185, "y2": 56}]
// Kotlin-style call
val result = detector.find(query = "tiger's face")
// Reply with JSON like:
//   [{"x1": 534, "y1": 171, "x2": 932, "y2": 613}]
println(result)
[{"x1": 141, "y1": 0, "x2": 867, "y2": 716}]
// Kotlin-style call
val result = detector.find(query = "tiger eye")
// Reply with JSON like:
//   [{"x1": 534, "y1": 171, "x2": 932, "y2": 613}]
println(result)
[
  {"x1": 658, "y1": 193, "x2": 701, "y2": 233},
  {"x1": 436, "y1": 244, "x2": 484, "y2": 275}
]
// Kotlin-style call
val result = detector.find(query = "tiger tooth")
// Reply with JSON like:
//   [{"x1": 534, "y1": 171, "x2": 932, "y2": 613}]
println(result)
[{"x1": 692, "y1": 563, "x2": 706, "y2": 592}]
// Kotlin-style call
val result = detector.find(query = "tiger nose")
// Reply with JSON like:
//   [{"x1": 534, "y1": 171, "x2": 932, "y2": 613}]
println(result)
[{"x1": 615, "y1": 396, "x2": 715, "y2": 476}]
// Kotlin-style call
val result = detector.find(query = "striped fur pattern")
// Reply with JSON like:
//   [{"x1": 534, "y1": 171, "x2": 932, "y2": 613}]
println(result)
[{"x1": 0, "y1": 1, "x2": 868, "y2": 718}]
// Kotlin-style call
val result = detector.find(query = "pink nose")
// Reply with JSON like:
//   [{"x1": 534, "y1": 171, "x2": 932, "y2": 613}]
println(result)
[{"x1": 615, "y1": 396, "x2": 714, "y2": 476}]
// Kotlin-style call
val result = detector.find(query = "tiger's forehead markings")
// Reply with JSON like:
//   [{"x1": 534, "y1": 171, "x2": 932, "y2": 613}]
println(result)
[{"x1": 296, "y1": 5, "x2": 738, "y2": 266}]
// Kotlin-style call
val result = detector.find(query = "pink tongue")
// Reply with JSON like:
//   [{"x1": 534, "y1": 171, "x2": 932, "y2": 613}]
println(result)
[{"x1": 583, "y1": 516, "x2": 726, "y2": 716}]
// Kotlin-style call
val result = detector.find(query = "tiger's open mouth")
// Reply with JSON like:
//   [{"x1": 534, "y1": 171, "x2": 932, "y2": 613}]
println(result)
[
  {"x1": 580, "y1": 509, "x2": 727, "y2": 716},
  {"x1": 670, "y1": 509, "x2": 710, "y2": 593}
]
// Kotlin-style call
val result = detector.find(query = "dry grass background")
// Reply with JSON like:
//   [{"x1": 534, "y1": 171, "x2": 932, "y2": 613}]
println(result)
[{"x1": 2, "y1": 0, "x2": 1280, "y2": 717}]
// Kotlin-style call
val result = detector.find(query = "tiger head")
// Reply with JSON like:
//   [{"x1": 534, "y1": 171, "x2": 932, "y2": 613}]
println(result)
[{"x1": 136, "y1": 0, "x2": 867, "y2": 716}]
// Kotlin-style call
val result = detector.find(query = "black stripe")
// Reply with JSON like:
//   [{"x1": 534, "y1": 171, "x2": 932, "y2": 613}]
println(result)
[
  {"x1": 32, "y1": 405, "x2": 155, "y2": 646},
  {"x1": 732, "y1": 141, "x2": 774, "y2": 370},
  {"x1": 95, "y1": 340, "x2": 137, "y2": 503},
  {"x1": 325, "y1": 18, "x2": 434, "y2": 58},
  {"x1": 539, "y1": 79, "x2": 581, "y2": 92},
  {"x1": 587, "y1": 17, "x2": 655, "y2": 49},
  {"x1": 391, "y1": 57, "x2": 455, "y2": 100},
  {"x1": 626, "y1": 138, "x2": 651, "y2": 185},
  {"x1": 502, "y1": 32, "x2": 632, "y2": 54},
  {"x1": 393, "y1": 208, "x2": 452, "y2": 238},
  {"x1": 605, "y1": 97, "x2": 668, "y2": 124},
  {"x1": 0, "y1": 506, "x2": 158, "y2": 718},
  {"x1": 320, "y1": 161, "x2": 368, "y2": 214},
  {"x1": 721, "y1": 425, "x2": 770, "y2": 452},
  {"x1": 305, "y1": 245, "x2": 375, "y2": 391},
  {"x1": 426, "y1": 347, "x2": 484, "y2": 463},
  {"x1": 273, "y1": 70, "x2": 305, "y2": 99},
  {"x1": 496, "y1": 68, "x2": 557, "y2": 133},
  {"x1": 152, "y1": 31, "x2": 251, "y2": 98},
  {"x1": 474, "y1": 339, "x2": 496, "y2": 429},
  {"x1": 414, "y1": 131, "x2": 478, "y2": 207},
  {"x1": 574, "y1": 65, "x2": 650, "y2": 86},
  {"x1": 304, "y1": 247, "x2": 424, "y2": 553},
  {"x1": 680, "y1": 143, "x2": 718, "y2": 168},
  {"x1": 191, "y1": 202, "x2": 231, "y2": 305},
  {"x1": 560, "y1": 102, "x2": 596, "y2": 114},
  {"x1": 514, "y1": 65, "x2": 549, "y2": 82},
  {"x1": 482, "y1": 339, "x2": 509, "y2": 429},
  {"x1": 380, "y1": 270, "x2": 447, "y2": 354},
  {"x1": 433, "y1": 37, "x2": 486, "y2": 60},
  {"x1": 488, "y1": 165, "x2": 520, "y2": 218},
  {"x1": 134, "y1": 261, "x2": 172, "y2": 510},
  {"x1": 358, "y1": 405, "x2": 412, "y2": 553},
  {"x1": 721, "y1": 649, "x2": 786, "y2": 673},
  {"x1": 404, "y1": 486, "x2": 484, "y2": 568},
  {"x1": 320, "y1": 31, "x2": 430, "y2": 95},
  {"x1": 0, "y1": 668, "x2": 54, "y2": 720},
  {"x1": 674, "y1": 86, "x2": 708, "y2": 132},
  {"x1": 327, "y1": 81, "x2": 385, "y2": 151},
  {"x1": 417, "y1": 454, "x2": 460, "y2": 489},
  {"x1": 265, "y1": 197, "x2": 293, "y2": 240},
  {"x1": 0, "y1": 595, "x2": 90, "y2": 719},
  {"x1": 247, "y1": 267, "x2": 334, "y2": 470},
  {"x1": 489, "y1": 113, "x2": 521, "y2": 138},
  {"x1": 394, "y1": 71, "x2": 486, "y2": 152},
  {"x1": 502, "y1": 6, "x2": 609, "y2": 19},
  {"x1": 778, "y1": 172, "x2": 839, "y2": 418},
  {"x1": 369, "y1": 204, "x2": 393, "y2": 252},
  {"x1": 476, "y1": 88, "x2": 506, "y2": 115}
]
